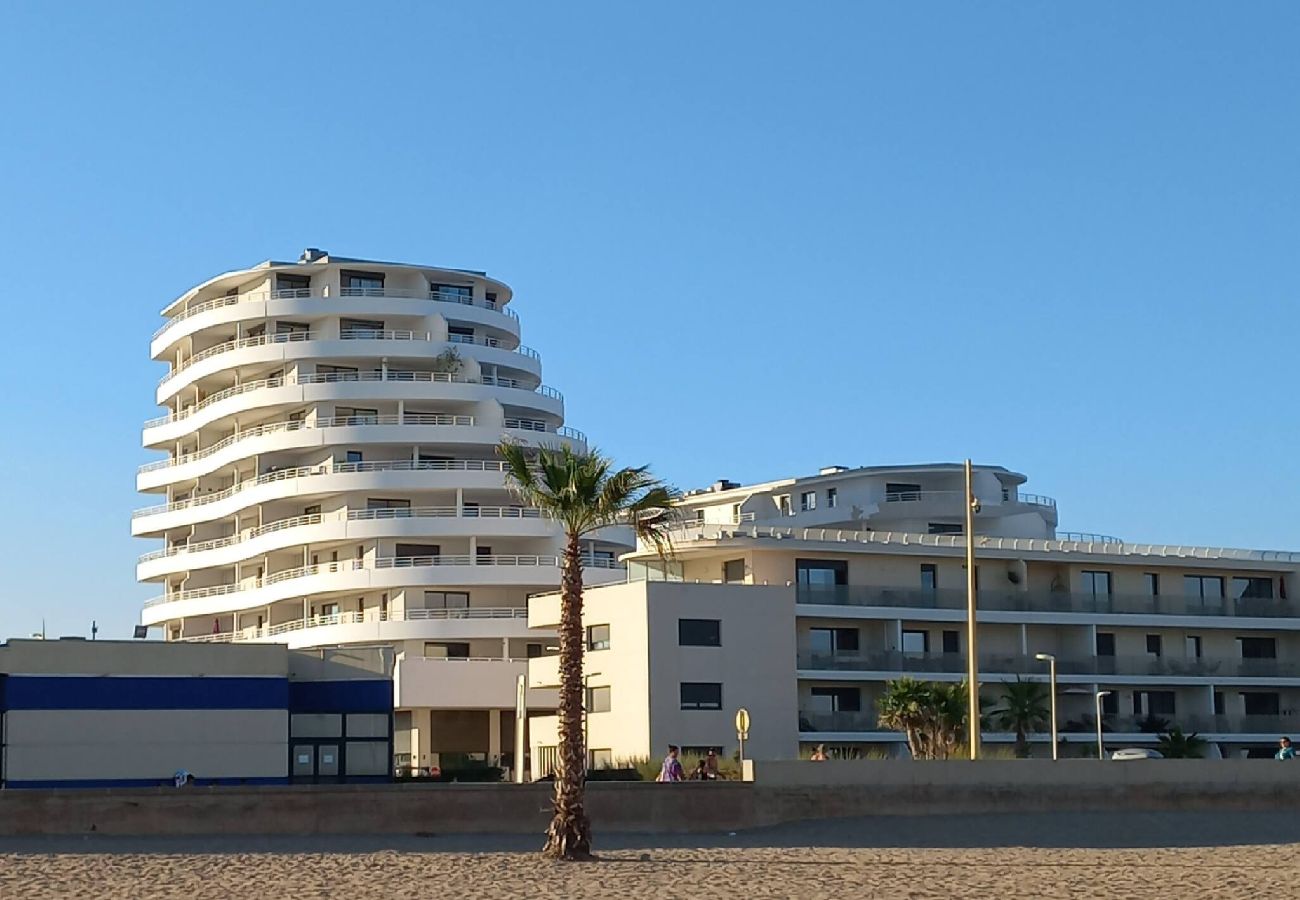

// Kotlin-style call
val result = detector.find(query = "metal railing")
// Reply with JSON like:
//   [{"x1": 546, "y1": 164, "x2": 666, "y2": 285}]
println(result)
[
  {"x1": 177, "y1": 605, "x2": 531, "y2": 643},
  {"x1": 798, "y1": 650, "x2": 1300, "y2": 680},
  {"x1": 138, "y1": 414, "x2": 477, "y2": 474},
  {"x1": 796, "y1": 585, "x2": 1300, "y2": 619},
  {"x1": 144, "y1": 371, "x2": 561, "y2": 429},
  {"x1": 156, "y1": 286, "x2": 518, "y2": 340},
  {"x1": 132, "y1": 458, "x2": 509, "y2": 519},
  {"x1": 664, "y1": 521, "x2": 1300, "y2": 565},
  {"x1": 1057, "y1": 531, "x2": 1125, "y2": 544},
  {"x1": 880, "y1": 489, "x2": 1056, "y2": 509},
  {"x1": 159, "y1": 331, "x2": 539, "y2": 389},
  {"x1": 145, "y1": 554, "x2": 623, "y2": 606},
  {"x1": 138, "y1": 506, "x2": 545, "y2": 562}
]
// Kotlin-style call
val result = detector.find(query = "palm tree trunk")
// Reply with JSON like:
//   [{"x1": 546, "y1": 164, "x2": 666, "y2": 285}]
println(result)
[{"x1": 541, "y1": 533, "x2": 593, "y2": 860}]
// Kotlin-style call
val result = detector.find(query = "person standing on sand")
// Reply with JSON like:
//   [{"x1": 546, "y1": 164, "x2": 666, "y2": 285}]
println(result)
[
  {"x1": 1277, "y1": 737, "x2": 1295, "y2": 759},
  {"x1": 657, "y1": 745, "x2": 684, "y2": 782}
]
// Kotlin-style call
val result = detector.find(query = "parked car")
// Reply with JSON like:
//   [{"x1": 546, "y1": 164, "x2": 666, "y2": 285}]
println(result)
[{"x1": 1111, "y1": 747, "x2": 1164, "y2": 760}]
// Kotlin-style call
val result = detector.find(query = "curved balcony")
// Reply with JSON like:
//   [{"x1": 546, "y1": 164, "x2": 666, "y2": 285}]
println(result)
[
  {"x1": 131, "y1": 459, "x2": 518, "y2": 535},
  {"x1": 881, "y1": 489, "x2": 1057, "y2": 511},
  {"x1": 137, "y1": 415, "x2": 585, "y2": 490},
  {"x1": 152, "y1": 287, "x2": 521, "y2": 351},
  {"x1": 139, "y1": 554, "x2": 626, "y2": 625},
  {"x1": 137, "y1": 505, "x2": 554, "y2": 579},
  {"x1": 144, "y1": 369, "x2": 566, "y2": 447},
  {"x1": 156, "y1": 331, "x2": 542, "y2": 403}
]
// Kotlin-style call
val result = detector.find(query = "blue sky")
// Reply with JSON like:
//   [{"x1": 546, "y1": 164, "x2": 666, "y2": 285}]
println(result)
[{"x1": 1, "y1": 3, "x2": 1297, "y2": 640}]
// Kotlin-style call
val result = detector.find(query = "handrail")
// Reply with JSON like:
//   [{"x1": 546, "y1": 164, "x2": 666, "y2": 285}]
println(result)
[
  {"x1": 662, "y1": 521, "x2": 1300, "y2": 565},
  {"x1": 1057, "y1": 531, "x2": 1124, "y2": 544},
  {"x1": 132, "y1": 458, "x2": 509, "y2": 519},
  {"x1": 159, "y1": 330, "x2": 540, "y2": 389},
  {"x1": 145, "y1": 554, "x2": 624, "y2": 607},
  {"x1": 155, "y1": 287, "x2": 519, "y2": 340},
  {"x1": 143, "y1": 371, "x2": 561, "y2": 429},
  {"x1": 881, "y1": 489, "x2": 1056, "y2": 509},
  {"x1": 138, "y1": 506, "x2": 545, "y2": 562},
  {"x1": 557, "y1": 426, "x2": 587, "y2": 442},
  {"x1": 138, "y1": 414, "x2": 477, "y2": 474},
  {"x1": 176, "y1": 606, "x2": 532, "y2": 643}
]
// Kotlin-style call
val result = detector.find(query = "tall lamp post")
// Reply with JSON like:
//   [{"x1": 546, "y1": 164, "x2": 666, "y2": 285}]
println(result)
[
  {"x1": 1035, "y1": 653, "x2": 1058, "y2": 760},
  {"x1": 965, "y1": 459, "x2": 981, "y2": 760},
  {"x1": 1095, "y1": 690, "x2": 1111, "y2": 760}
]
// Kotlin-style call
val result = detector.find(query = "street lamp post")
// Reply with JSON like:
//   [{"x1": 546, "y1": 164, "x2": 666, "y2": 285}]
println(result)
[
  {"x1": 1035, "y1": 653, "x2": 1058, "y2": 760},
  {"x1": 965, "y1": 459, "x2": 981, "y2": 760},
  {"x1": 1095, "y1": 690, "x2": 1111, "y2": 760}
]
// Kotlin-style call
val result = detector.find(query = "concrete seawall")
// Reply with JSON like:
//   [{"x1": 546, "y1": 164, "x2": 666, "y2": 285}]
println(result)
[{"x1": 3, "y1": 761, "x2": 1299, "y2": 836}]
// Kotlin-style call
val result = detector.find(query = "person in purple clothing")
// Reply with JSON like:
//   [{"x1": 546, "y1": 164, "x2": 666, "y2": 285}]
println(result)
[{"x1": 656, "y1": 745, "x2": 684, "y2": 782}]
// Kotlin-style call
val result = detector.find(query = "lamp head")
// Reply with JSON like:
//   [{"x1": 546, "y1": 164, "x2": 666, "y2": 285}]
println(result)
[{"x1": 1034, "y1": 652, "x2": 1054, "y2": 662}]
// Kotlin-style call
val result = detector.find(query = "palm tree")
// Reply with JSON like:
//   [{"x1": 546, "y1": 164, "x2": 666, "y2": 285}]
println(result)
[
  {"x1": 991, "y1": 678, "x2": 1051, "y2": 758},
  {"x1": 498, "y1": 442, "x2": 678, "y2": 860},
  {"x1": 877, "y1": 677, "x2": 933, "y2": 759},
  {"x1": 1157, "y1": 726, "x2": 1206, "y2": 759}
]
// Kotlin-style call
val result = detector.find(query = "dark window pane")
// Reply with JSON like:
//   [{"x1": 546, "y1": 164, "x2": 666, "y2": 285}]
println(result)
[
  {"x1": 679, "y1": 619, "x2": 722, "y2": 647},
  {"x1": 680, "y1": 682, "x2": 723, "y2": 710}
]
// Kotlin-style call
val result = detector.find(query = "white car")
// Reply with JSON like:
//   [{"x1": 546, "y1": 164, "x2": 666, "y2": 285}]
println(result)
[{"x1": 1110, "y1": 747, "x2": 1164, "y2": 760}]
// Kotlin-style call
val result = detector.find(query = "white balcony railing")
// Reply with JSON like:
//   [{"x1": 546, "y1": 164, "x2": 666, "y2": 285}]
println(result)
[
  {"x1": 131, "y1": 458, "x2": 510, "y2": 519},
  {"x1": 160, "y1": 331, "x2": 540, "y2": 388},
  {"x1": 143, "y1": 371, "x2": 562, "y2": 429},
  {"x1": 154, "y1": 287, "x2": 519, "y2": 340},
  {"x1": 880, "y1": 489, "x2": 1056, "y2": 509},
  {"x1": 138, "y1": 506, "x2": 547, "y2": 563},
  {"x1": 175, "y1": 606, "x2": 532, "y2": 643},
  {"x1": 145, "y1": 554, "x2": 624, "y2": 608}
]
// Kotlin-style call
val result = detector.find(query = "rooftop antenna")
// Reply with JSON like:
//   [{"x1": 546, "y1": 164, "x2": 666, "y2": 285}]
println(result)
[{"x1": 91, "y1": 620, "x2": 98, "y2": 641}]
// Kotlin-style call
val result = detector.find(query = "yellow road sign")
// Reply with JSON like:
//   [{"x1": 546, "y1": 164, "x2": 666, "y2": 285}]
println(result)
[{"x1": 735, "y1": 707, "x2": 751, "y2": 736}]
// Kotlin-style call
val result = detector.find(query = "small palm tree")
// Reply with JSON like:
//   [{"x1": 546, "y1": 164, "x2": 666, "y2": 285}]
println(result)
[
  {"x1": 1157, "y1": 726, "x2": 1206, "y2": 759},
  {"x1": 877, "y1": 677, "x2": 933, "y2": 759},
  {"x1": 498, "y1": 442, "x2": 678, "y2": 860},
  {"x1": 991, "y1": 678, "x2": 1051, "y2": 758}
]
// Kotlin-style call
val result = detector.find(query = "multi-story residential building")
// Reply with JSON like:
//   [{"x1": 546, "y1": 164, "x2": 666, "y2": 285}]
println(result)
[
  {"x1": 134, "y1": 249, "x2": 631, "y2": 774},
  {"x1": 527, "y1": 463, "x2": 1300, "y2": 768}
]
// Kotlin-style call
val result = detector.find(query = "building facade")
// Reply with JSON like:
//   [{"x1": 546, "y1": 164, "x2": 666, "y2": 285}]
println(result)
[
  {"x1": 135, "y1": 249, "x2": 630, "y2": 774},
  {"x1": 528, "y1": 464, "x2": 1300, "y2": 766}
]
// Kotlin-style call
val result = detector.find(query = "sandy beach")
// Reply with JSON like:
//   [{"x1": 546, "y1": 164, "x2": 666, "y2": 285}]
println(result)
[{"x1": 3, "y1": 812, "x2": 1298, "y2": 899}]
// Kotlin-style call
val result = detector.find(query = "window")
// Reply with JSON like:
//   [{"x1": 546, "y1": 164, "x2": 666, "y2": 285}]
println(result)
[
  {"x1": 777, "y1": 495, "x2": 792, "y2": 516},
  {"x1": 317, "y1": 364, "x2": 359, "y2": 381},
  {"x1": 886, "y1": 482, "x2": 922, "y2": 500},
  {"x1": 367, "y1": 498, "x2": 410, "y2": 512},
  {"x1": 1101, "y1": 692, "x2": 1119, "y2": 715},
  {"x1": 1136, "y1": 690, "x2": 1176, "y2": 716},
  {"x1": 826, "y1": 488, "x2": 838, "y2": 508},
  {"x1": 810, "y1": 686, "x2": 861, "y2": 712},
  {"x1": 1144, "y1": 573, "x2": 1160, "y2": 596},
  {"x1": 901, "y1": 630, "x2": 930, "y2": 654},
  {"x1": 276, "y1": 273, "x2": 311, "y2": 294},
  {"x1": 1145, "y1": 634, "x2": 1162, "y2": 657},
  {"x1": 396, "y1": 543, "x2": 438, "y2": 559},
  {"x1": 1096, "y1": 632, "x2": 1116, "y2": 657},
  {"x1": 526, "y1": 643, "x2": 543, "y2": 659},
  {"x1": 424, "y1": 591, "x2": 468, "y2": 609},
  {"x1": 340, "y1": 317, "x2": 384, "y2": 338},
  {"x1": 1186, "y1": 636, "x2": 1202, "y2": 658},
  {"x1": 589, "y1": 749, "x2": 613, "y2": 769},
  {"x1": 586, "y1": 686, "x2": 611, "y2": 713},
  {"x1": 928, "y1": 523, "x2": 963, "y2": 535},
  {"x1": 1232, "y1": 577, "x2": 1274, "y2": 600},
  {"x1": 586, "y1": 624, "x2": 610, "y2": 651},
  {"x1": 795, "y1": 559, "x2": 848, "y2": 589},
  {"x1": 679, "y1": 619, "x2": 721, "y2": 647},
  {"x1": 1184, "y1": 575, "x2": 1225, "y2": 600},
  {"x1": 920, "y1": 564, "x2": 938, "y2": 592},
  {"x1": 942, "y1": 630, "x2": 960, "y2": 654},
  {"x1": 275, "y1": 320, "x2": 309, "y2": 335},
  {"x1": 341, "y1": 270, "x2": 384, "y2": 293},
  {"x1": 1243, "y1": 692, "x2": 1280, "y2": 716},
  {"x1": 723, "y1": 559, "x2": 745, "y2": 584},
  {"x1": 680, "y1": 683, "x2": 723, "y2": 710},
  {"x1": 1081, "y1": 571, "x2": 1112, "y2": 596},
  {"x1": 1239, "y1": 637, "x2": 1278, "y2": 659},
  {"x1": 800, "y1": 491, "x2": 816, "y2": 512},
  {"x1": 431, "y1": 282, "x2": 472, "y2": 301},
  {"x1": 424, "y1": 642, "x2": 470, "y2": 658},
  {"x1": 345, "y1": 450, "x2": 363, "y2": 464},
  {"x1": 809, "y1": 627, "x2": 858, "y2": 656},
  {"x1": 303, "y1": 505, "x2": 321, "y2": 516},
  {"x1": 1214, "y1": 691, "x2": 1225, "y2": 715}
]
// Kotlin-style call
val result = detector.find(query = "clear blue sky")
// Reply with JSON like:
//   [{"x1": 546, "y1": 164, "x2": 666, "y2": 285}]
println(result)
[{"x1": 1, "y1": 3, "x2": 1297, "y2": 641}]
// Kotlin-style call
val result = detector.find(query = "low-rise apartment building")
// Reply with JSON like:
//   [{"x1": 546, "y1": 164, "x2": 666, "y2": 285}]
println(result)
[{"x1": 527, "y1": 463, "x2": 1300, "y2": 767}]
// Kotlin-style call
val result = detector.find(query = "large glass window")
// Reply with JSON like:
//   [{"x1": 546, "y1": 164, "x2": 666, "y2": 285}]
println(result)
[
  {"x1": 423, "y1": 642, "x2": 469, "y2": 658},
  {"x1": 1232, "y1": 577, "x2": 1274, "y2": 600},
  {"x1": 1144, "y1": 573, "x2": 1160, "y2": 596},
  {"x1": 424, "y1": 591, "x2": 468, "y2": 609},
  {"x1": 928, "y1": 523, "x2": 963, "y2": 535},
  {"x1": 886, "y1": 482, "x2": 923, "y2": 500},
  {"x1": 586, "y1": 624, "x2": 610, "y2": 651},
  {"x1": 1239, "y1": 637, "x2": 1278, "y2": 659},
  {"x1": 810, "y1": 686, "x2": 861, "y2": 713},
  {"x1": 679, "y1": 619, "x2": 722, "y2": 647},
  {"x1": 1096, "y1": 632, "x2": 1116, "y2": 657},
  {"x1": 826, "y1": 488, "x2": 838, "y2": 508},
  {"x1": 586, "y1": 686, "x2": 611, "y2": 713},
  {"x1": 800, "y1": 491, "x2": 817, "y2": 512},
  {"x1": 901, "y1": 630, "x2": 929, "y2": 654},
  {"x1": 1184, "y1": 575, "x2": 1225, "y2": 600},
  {"x1": 795, "y1": 559, "x2": 848, "y2": 590},
  {"x1": 1244, "y1": 692, "x2": 1280, "y2": 716},
  {"x1": 723, "y1": 559, "x2": 746, "y2": 584},
  {"x1": 809, "y1": 627, "x2": 858, "y2": 656},
  {"x1": 1081, "y1": 571, "x2": 1112, "y2": 596},
  {"x1": 431, "y1": 283, "x2": 473, "y2": 302},
  {"x1": 342, "y1": 270, "x2": 385, "y2": 293},
  {"x1": 680, "y1": 683, "x2": 723, "y2": 710},
  {"x1": 920, "y1": 564, "x2": 938, "y2": 592}
]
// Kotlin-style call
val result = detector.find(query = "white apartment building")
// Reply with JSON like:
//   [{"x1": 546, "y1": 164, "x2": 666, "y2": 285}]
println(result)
[
  {"x1": 134, "y1": 249, "x2": 631, "y2": 773},
  {"x1": 528, "y1": 463, "x2": 1300, "y2": 767}
]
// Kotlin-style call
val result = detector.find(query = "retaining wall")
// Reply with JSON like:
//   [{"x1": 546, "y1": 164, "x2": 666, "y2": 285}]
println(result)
[{"x1": 3, "y1": 761, "x2": 1299, "y2": 837}]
